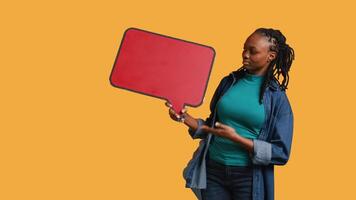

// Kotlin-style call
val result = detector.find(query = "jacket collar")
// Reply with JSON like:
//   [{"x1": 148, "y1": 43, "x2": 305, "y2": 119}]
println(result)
[{"x1": 230, "y1": 68, "x2": 279, "y2": 91}]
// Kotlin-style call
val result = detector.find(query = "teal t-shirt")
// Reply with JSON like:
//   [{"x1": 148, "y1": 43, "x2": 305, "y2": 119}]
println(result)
[{"x1": 208, "y1": 72, "x2": 266, "y2": 166}]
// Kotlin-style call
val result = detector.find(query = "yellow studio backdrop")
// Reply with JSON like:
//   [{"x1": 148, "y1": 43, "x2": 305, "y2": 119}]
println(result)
[{"x1": 1, "y1": 0, "x2": 355, "y2": 199}]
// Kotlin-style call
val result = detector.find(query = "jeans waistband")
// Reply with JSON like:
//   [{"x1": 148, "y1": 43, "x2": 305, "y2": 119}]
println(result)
[{"x1": 206, "y1": 157, "x2": 253, "y2": 172}]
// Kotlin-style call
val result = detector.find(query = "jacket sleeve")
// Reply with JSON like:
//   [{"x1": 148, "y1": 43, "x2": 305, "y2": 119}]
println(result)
[
  {"x1": 188, "y1": 118, "x2": 210, "y2": 139},
  {"x1": 251, "y1": 93, "x2": 294, "y2": 166},
  {"x1": 188, "y1": 76, "x2": 228, "y2": 140}
]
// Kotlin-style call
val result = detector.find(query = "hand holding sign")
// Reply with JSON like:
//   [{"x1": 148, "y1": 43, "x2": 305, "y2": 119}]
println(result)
[
  {"x1": 165, "y1": 101, "x2": 188, "y2": 122},
  {"x1": 110, "y1": 28, "x2": 215, "y2": 114}
]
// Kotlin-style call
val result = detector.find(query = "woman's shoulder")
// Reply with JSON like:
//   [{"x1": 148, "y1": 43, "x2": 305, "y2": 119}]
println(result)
[
  {"x1": 268, "y1": 79, "x2": 293, "y2": 113},
  {"x1": 272, "y1": 89, "x2": 293, "y2": 116},
  {"x1": 269, "y1": 82, "x2": 289, "y2": 100},
  {"x1": 215, "y1": 73, "x2": 233, "y2": 90}
]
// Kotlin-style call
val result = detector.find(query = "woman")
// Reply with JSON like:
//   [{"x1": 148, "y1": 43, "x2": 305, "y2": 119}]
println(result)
[{"x1": 166, "y1": 28, "x2": 295, "y2": 200}]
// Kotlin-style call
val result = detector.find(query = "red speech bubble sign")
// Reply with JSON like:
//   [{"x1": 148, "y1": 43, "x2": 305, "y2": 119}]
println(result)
[{"x1": 110, "y1": 28, "x2": 215, "y2": 114}]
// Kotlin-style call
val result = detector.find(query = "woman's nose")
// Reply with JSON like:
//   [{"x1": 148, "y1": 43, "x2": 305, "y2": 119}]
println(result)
[
  {"x1": 243, "y1": 52, "x2": 249, "y2": 59},
  {"x1": 242, "y1": 50, "x2": 249, "y2": 59}
]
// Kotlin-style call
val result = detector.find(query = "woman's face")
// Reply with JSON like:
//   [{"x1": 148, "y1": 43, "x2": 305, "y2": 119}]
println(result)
[{"x1": 242, "y1": 32, "x2": 276, "y2": 76}]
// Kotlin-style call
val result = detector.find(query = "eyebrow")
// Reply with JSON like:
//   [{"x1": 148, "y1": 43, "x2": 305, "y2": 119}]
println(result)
[{"x1": 244, "y1": 44, "x2": 257, "y2": 49}]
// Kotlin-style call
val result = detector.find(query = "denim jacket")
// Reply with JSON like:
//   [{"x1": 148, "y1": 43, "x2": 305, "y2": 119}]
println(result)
[{"x1": 182, "y1": 68, "x2": 294, "y2": 200}]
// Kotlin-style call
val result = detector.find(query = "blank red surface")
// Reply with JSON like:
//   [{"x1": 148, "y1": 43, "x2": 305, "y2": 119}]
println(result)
[{"x1": 110, "y1": 28, "x2": 215, "y2": 113}]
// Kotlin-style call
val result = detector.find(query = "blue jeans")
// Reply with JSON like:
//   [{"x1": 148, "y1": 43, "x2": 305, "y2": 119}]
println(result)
[{"x1": 201, "y1": 157, "x2": 253, "y2": 200}]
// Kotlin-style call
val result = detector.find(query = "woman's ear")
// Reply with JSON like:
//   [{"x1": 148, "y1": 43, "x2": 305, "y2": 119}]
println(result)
[{"x1": 268, "y1": 51, "x2": 277, "y2": 62}]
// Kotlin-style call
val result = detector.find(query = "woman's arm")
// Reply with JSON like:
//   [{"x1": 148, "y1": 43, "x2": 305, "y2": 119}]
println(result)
[
  {"x1": 166, "y1": 102, "x2": 199, "y2": 131},
  {"x1": 166, "y1": 75, "x2": 230, "y2": 139},
  {"x1": 199, "y1": 122, "x2": 253, "y2": 153},
  {"x1": 166, "y1": 102, "x2": 211, "y2": 139},
  {"x1": 251, "y1": 93, "x2": 294, "y2": 166},
  {"x1": 251, "y1": 107, "x2": 294, "y2": 166},
  {"x1": 182, "y1": 112, "x2": 198, "y2": 131},
  {"x1": 229, "y1": 134, "x2": 254, "y2": 153},
  {"x1": 201, "y1": 100, "x2": 294, "y2": 166}
]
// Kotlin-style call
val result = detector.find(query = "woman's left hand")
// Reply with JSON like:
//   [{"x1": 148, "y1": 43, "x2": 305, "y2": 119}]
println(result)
[
  {"x1": 201, "y1": 121, "x2": 254, "y2": 152},
  {"x1": 200, "y1": 122, "x2": 238, "y2": 140}
]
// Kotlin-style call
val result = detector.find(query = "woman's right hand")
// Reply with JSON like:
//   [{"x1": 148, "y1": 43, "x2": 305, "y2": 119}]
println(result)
[{"x1": 165, "y1": 102, "x2": 187, "y2": 122}]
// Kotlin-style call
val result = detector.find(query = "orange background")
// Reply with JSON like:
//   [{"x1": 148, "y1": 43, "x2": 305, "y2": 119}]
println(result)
[{"x1": 1, "y1": 0, "x2": 355, "y2": 199}]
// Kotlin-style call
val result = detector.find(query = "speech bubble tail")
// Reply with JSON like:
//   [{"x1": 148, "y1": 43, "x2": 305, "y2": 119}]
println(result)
[{"x1": 169, "y1": 100, "x2": 185, "y2": 115}]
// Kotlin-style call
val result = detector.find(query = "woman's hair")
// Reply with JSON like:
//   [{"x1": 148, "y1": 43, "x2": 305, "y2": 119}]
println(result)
[{"x1": 237, "y1": 28, "x2": 295, "y2": 104}]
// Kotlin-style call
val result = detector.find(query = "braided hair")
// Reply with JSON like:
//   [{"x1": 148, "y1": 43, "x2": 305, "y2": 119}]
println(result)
[{"x1": 237, "y1": 28, "x2": 295, "y2": 104}]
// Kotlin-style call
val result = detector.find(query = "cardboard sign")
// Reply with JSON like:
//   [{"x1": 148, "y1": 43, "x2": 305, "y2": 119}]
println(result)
[{"x1": 110, "y1": 28, "x2": 215, "y2": 114}]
